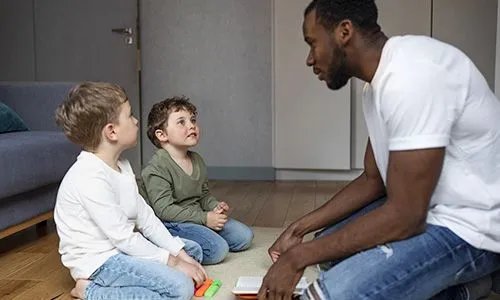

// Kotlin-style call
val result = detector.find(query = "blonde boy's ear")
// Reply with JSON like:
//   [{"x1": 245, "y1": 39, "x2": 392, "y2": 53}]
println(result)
[
  {"x1": 103, "y1": 123, "x2": 118, "y2": 142},
  {"x1": 155, "y1": 129, "x2": 168, "y2": 143}
]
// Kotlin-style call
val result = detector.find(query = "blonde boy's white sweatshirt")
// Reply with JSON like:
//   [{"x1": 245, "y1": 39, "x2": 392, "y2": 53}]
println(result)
[{"x1": 54, "y1": 151, "x2": 184, "y2": 280}]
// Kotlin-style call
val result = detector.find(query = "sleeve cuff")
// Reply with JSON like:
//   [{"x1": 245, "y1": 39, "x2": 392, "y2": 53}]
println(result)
[
  {"x1": 389, "y1": 134, "x2": 449, "y2": 151},
  {"x1": 209, "y1": 199, "x2": 219, "y2": 211},
  {"x1": 160, "y1": 248, "x2": 171, "y2": 265},
  {"x1": 166, "y1": 236, "x2": 185, "y2": 256}
]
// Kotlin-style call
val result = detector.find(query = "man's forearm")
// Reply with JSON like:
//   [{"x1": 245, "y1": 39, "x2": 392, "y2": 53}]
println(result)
[
  {"x1": 292, "y1": 172, "x2": 386, "y2": 237},
  {"x1": 290, "y1": 202, "x2": 424, "y2": 269}
]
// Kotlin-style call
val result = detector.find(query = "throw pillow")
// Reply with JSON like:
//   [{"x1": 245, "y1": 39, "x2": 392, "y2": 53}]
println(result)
[{"x1": 0, "y1": 102, "x2": 29, "y2": 133}]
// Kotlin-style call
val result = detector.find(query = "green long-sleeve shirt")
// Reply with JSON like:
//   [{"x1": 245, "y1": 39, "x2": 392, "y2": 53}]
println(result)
[{"x1": 139, "y1": 149, "x2": 219, "y2": 225}]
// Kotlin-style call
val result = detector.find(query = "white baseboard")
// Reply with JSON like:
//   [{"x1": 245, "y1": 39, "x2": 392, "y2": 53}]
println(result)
[{"x1": 275, "y1": 169, "x2": 363, "y2": 181}]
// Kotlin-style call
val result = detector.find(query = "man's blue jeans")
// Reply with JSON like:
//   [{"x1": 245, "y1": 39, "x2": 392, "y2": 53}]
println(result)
[
  {"x1": 303, "y1": 199, "x2": 500, "y2": 300},
  {"x1": 164, "y1": 218, "x2": 254, "y2": 265},
  {"x1": 84, "y1": 239, "x2": 202, "y2": 300}
]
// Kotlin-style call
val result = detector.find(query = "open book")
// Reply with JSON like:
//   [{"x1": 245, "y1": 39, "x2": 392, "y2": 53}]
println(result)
[{"x1": 232, "y1": 276, "x2": 309, "y2": 299}]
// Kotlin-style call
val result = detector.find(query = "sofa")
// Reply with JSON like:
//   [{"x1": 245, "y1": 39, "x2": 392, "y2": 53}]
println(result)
[{"x1": 0, "y1": 82, "x2": 80, "y2": 238}]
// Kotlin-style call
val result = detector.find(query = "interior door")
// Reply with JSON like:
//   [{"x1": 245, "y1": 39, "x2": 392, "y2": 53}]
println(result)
[{"x1": 33, "y1": 0, "x2": 141, "y2": 173}]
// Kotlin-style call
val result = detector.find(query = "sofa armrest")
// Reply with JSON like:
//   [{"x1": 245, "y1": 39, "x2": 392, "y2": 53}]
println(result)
[{"x1": 0, "y1": 82, "x2": 77, "y2": 131}]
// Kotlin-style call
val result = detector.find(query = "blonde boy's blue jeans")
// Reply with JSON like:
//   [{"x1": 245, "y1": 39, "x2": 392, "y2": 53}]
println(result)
[
  {"x1": 84, "y1": 239, "x2": 202, "y2": 300},
  {"x1": 302, "y1": 199, "x2": 500, "y2": 300}
]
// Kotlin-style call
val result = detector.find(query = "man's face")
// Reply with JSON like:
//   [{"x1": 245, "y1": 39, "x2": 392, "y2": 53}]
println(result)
[{"x1": 303, "y1": 10, "x2": 351, "y2": 90}]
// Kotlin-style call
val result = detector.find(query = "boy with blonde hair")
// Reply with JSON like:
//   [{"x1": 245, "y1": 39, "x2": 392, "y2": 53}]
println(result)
[
  {"x1": 140, "y1": 96, "x2": 253, "y2": 265},
  {"x1": 54, "y1": 82, "x2": 207, "y2": 300}
]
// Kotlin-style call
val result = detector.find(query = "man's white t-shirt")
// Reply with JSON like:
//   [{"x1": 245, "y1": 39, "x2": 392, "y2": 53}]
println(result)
[
  {"x1": 363, "y1": 35, "x2": 500, "y2": 252},
  {"x1": 54, "y1": 151, "x2": 185, "y2": 280}
]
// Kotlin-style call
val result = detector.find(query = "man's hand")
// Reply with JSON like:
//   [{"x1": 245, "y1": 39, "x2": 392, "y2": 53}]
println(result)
[
  {"x1": 167, "y1": 254, "x2": 207, "y2": 287},
  {"x1": 213, "y1": 201, "x2": 230, "y2": 214},
  {"x1": 207, "y1": 211, "x2": 228, "y2": 231},
  {"x1": 257, "y1": 251, "x2": 304, "y2": 300},
  {"x1": 268, "y1": 227, "x2": 303, "y2": 263}
]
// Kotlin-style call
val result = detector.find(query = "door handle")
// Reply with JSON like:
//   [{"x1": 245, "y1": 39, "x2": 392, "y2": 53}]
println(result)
[
  {"x1": 111, "y1": 27, "x2": 133, "y2": 35},
  {"x1": 111, "y1": 27, "x2": 134, "y2": 45}
]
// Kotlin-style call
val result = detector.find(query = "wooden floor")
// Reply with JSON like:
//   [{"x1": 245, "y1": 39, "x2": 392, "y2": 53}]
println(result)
[{"x1": 0, "y1": 181, "x2": 346, "y2": 300}]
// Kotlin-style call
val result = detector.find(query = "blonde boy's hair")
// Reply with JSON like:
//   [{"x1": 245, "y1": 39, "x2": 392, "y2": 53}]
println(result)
[
  {"x1": 147, "y1": 96, "x2": 197, "y2": 148},
  {"x1": 55, "y1": 82, "x2": 128, "y2": 150}
]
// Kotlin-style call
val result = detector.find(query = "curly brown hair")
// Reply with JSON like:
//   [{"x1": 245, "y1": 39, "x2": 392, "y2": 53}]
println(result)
[
  {"x1": 146, "y1": 96, "x2": 197, "y2": 148},
  {"x1": 55, "y1": 82, "x2": 128, "y2": 150}
]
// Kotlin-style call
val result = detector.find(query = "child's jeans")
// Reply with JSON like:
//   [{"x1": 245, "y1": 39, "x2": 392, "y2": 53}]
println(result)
[
  {"x1": 300, "y1": 199, "x2": 500, "y2": 300},
  {"x1": 84, "y1": 238, "x2": 202, "y2": 300},
  {"x1": 164, "y1": 218, "x2": 254, "y2": 265}
]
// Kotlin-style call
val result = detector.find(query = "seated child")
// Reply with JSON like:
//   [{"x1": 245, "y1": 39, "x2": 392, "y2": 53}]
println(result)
[
  {"x1": 54, "y1": 82, "x2": 207, "y2": 300},
  {"x1": 140, "y1": 96, "x2": 254, "y2": 265}
]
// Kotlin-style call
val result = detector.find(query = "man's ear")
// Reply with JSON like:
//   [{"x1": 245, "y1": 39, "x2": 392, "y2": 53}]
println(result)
[
  {"x1": 336, "y1": 19, "x2": 354, "y2": 46},
  {"x1": 155, "y1": 129, "x2": 168, "y2": 143},
  {"x1": 103, "y1": 123, "x2": 118, "y2": 142}
]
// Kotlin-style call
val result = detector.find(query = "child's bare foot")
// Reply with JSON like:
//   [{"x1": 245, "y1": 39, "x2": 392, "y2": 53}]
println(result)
[{"x1": 70, "y1": 279, "x2": 90, "y2": 299}]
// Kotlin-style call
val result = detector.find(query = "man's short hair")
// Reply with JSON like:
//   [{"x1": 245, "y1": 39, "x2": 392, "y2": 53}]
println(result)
[
  {"x1": 146, "y1": 96, "x2": 197, "y2": 148},
  {"x1": 305, "y1": 0, "x2": 379, "y2": 33},
  {"x1": 55, "y1": 82, "x2": 128, "y2": 150}
]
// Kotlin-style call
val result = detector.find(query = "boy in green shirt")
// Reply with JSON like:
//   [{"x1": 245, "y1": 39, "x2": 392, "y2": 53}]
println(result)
[{"x1": 140, "y1": 96, "x2": 253, "y2": 265}]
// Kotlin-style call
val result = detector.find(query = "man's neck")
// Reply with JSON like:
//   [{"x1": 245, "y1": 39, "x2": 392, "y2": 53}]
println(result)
[{"x1": 352, "y1": 31, "x2": 388, "y2": 83}]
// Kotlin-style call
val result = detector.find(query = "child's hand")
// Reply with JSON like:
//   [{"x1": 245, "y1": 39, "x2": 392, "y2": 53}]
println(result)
[
  {"x1": 213, "y1": 201, "x2": 230, "y2": 214},
  {"x1": 167, "y1": 254, "x2": 206, "y2": 287},
  {"x1": 207, "y1": 211, "x2": 228, "y2": 231},
  {"x1": 178, "y1": 250, "x2": 208, "y2": 279}
]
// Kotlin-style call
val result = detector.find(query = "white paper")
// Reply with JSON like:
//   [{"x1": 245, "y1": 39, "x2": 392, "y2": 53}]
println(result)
[{"x1": 232, "y1": 276, "x2": 309, "y2": 295}]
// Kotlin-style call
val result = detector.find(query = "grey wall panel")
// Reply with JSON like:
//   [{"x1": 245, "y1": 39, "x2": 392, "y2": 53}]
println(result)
[
  {"x1": 274, "y1": 0, "x2": 351, "y2": 171},
  {"x1": 140, "y1": 0, "x2": 272, "y2": 167},
  {"x1": 432, "y1": 0, "x2": 497, "y2": 90},
  {"x1": 0, "y1": 0, "x2": 35, "y2": 81}
]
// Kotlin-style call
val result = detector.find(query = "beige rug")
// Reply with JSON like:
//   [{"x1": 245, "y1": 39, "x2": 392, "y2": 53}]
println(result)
[
  {"x1": 198, "y1": 227, "x2": 500, "y2": 300},
  {"x1": 199, "y1": 227, "x2": 318, "y2": 299}
]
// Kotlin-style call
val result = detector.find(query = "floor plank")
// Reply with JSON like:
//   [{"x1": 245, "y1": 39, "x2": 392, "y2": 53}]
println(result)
[
  {"x1": 315, "y1": 181, "x2": 347, "y2": 208},
  {"x1": 9, "y1": 250, "x2": 66, "y2": 281},
  {"x1": 253, "y1": 181, "x2": 295, "y2": 228},
  {"x1": 231, "y1": 181, "x2": 274, "y2": 226},
  {"x1": 0, "y1": 252, "x2": 45, "y2": 280},
  {"x1": 284, "y1": 181, "x2": 316, "y2": 228},
  {"x1": 0, "y1": 279, "x2": 38, "y2": 300},
  {"x1": 12, "y1": 268, "x2": 74, "y2": 300}
]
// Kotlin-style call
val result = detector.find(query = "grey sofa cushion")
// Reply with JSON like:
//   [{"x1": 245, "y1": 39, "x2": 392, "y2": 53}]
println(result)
[
  {"x1": 0, "y1": 131, "x2": 79, "y2": 199},
  {"x1": 0, "y1": 183, "x2": 58, "y2": 231}
]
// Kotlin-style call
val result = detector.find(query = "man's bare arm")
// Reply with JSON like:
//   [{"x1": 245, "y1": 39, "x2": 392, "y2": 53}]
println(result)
[
  {"x1": 290, "y1": 140, "x2": 386, "y2": 237},
  {"x1": 288, "y1": 147, "x2": 445, "y2": 268}
]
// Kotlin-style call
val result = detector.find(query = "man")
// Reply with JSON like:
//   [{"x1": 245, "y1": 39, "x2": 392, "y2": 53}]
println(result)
[{"x1": 258, "y1": 0, "x2": 500, "y2": 299}]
